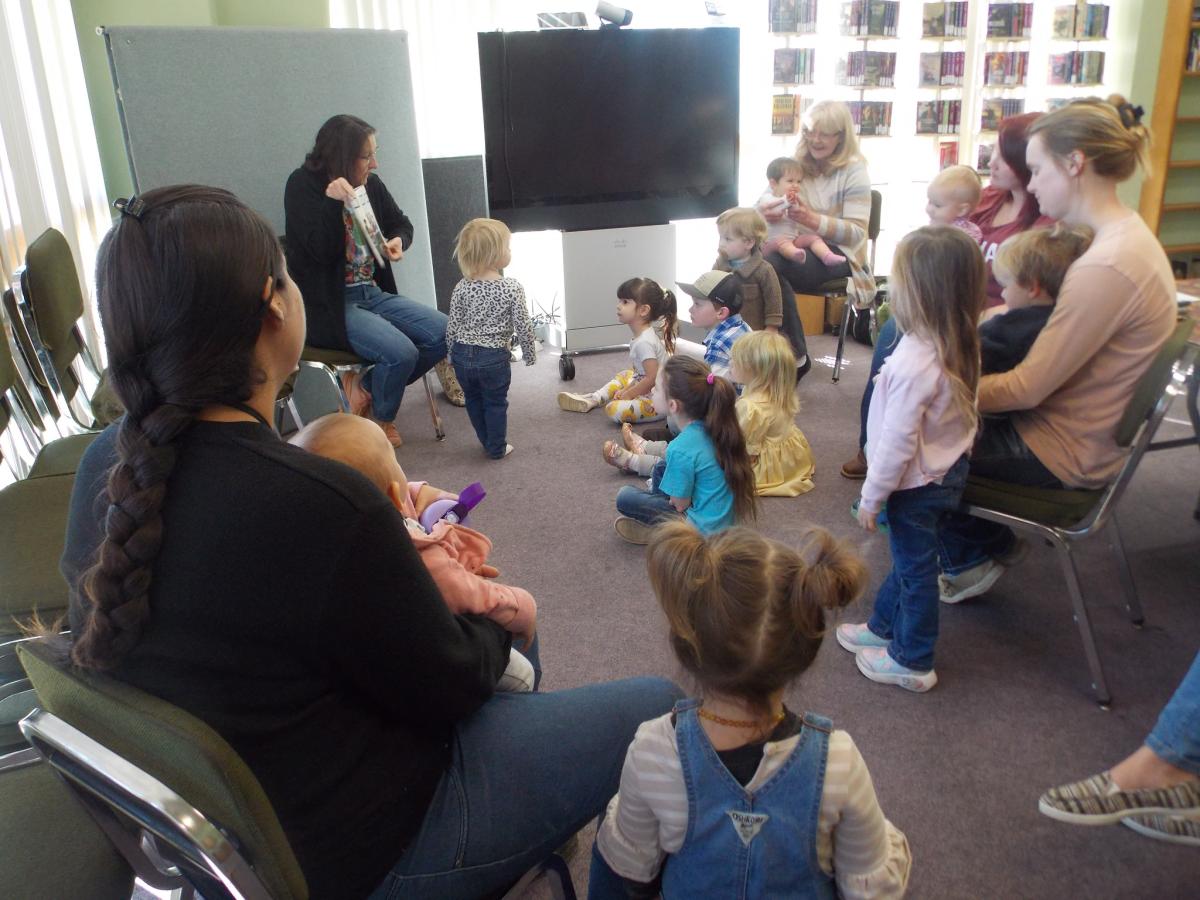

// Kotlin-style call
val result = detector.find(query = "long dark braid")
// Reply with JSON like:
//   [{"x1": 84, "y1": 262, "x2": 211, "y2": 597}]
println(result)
[
  {"x1": 72, "y1": 185, "x2": 281, "y2": 670},
  {"x1": 664, "y1": 356, "x2": 758, "y2": 522}
]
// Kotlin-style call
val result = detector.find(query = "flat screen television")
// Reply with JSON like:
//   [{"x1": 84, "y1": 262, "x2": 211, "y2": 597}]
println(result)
[{"x1": 477, "y1": 27, "x2": 739, "y2": 233}]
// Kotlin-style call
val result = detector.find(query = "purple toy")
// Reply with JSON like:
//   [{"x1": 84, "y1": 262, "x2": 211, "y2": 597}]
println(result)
[{"x1": 418, "y1": 482, "x2": 487, "y2": 533}]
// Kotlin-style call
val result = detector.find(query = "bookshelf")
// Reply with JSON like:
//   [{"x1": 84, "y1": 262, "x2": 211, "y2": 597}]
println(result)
[
  {"x1": 1140, "y1": 0, "x2": 1200, "y2": 275},
  {"x1": 762, "y1": 1, "x2": 1124, "y2": 274}
]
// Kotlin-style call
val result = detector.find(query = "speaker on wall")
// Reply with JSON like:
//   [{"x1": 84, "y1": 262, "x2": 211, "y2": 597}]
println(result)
[{"x1": 421, "y1": 156, "x2": 488, "y2": 313}]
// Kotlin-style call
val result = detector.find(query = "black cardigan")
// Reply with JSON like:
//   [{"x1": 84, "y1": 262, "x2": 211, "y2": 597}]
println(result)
[{"x1": 283, "y1": 166, "x2": 415, "y2": 351}]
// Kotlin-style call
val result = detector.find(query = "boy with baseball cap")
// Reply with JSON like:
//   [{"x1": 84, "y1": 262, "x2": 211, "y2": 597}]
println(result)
[{"x1": 677, "y1": 270, "x2": 753, "y2": 382}]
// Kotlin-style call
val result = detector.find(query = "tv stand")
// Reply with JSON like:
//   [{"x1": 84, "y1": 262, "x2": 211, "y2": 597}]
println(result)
[{"x1": 558, "y1": 224, "x2": 677, "y2": 353}]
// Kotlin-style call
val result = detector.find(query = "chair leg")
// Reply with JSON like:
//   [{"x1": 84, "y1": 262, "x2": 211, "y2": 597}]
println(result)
[
  {"x1": 1107, "y1": 516, "x2": 1144, "y2": 626},
  {"x1": 286, "y1": 394, "x2": 305, "y2": 430},
  {"x1": 423, "y1": 372, "x2": 446, "y2": 441},
  {"x1": 1054, "y1": 540, "x2": 1112, "y2": 706},
  {"x1": 832, "y1": 297, "x2": 853, "y2": 383}
]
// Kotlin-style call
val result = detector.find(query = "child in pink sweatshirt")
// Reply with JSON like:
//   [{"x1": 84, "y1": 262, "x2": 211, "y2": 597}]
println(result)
[
  {"x1": 834, "y1": 226, "x2": 986, "y2": 694},
  {"x1": 291, "y1": 413, "x2": 537, "y2": 691}
]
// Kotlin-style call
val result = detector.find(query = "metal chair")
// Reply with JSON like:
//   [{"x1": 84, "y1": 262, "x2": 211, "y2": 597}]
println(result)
[
  {"x1": 959, "y1": 319, "x2": 1198, "y2": 706},
  {"x1": 828, "y1": 189, "x2": 883, "y2": 383},
  {"x1": 11, "y1": 228, "x2": 118, "y2": 433},
  {"x1": 291, "y1": 346, "x2": 445, "y2": 441}
]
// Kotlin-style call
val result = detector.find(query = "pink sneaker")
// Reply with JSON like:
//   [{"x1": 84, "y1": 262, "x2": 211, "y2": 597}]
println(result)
[{"x1": 855, "y1": 647, "x2": 937, "y2": 693}]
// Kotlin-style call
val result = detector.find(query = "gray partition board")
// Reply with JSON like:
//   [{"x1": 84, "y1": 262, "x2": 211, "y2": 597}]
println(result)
[{"x1": 103, "y1": 26, "x2": 435, "y2": 307}]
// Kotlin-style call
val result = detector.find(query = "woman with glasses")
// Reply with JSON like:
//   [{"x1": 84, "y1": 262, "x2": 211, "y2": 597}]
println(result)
[
  {"x1": 285, "y1": 113, "x2": 451, "y2": 447},
  {"x1": 763, "y1": 101, "x2": 876, "y2": 312}
]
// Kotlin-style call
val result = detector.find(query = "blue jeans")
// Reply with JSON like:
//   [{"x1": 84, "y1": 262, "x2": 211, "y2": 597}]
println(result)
[
  {"x1": 616, "y1": 460, "x2": 679, "y2": 525},
  {"x1": 867, "y1": 456, "x2": 969, "y2": 672},
  {"x1": 344, "y1": 284, "x2": 448, "y2": 420},
  {"x1": 1146, "y1": 651, "x2": 1200, "y2": 777},
  {"x1": 859, "y1": 316, "x2": 900, "y2": 449},
  {"x1": 451, "y1": 344, "x2": 512, "y2": 458},
  {"x1": 937, "y1": 416, "x2": 1063, "y2": 575},
  {"x1": 369, "y1": 677, "x2": 682, "y2": 899}
]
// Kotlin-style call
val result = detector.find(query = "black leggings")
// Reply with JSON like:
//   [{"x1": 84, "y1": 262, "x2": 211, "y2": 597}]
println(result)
[{"x1": 765, "y1": 246, "x2": 852, "y2": 295}]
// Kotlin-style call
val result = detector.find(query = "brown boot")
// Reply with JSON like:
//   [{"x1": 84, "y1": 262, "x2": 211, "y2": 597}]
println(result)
[
  {"x1": 340, "y1": 370, "x2": 372, "y2": 418},
  {"x1": 434, "y1": 358, "x2": 466, "y2": 407},
  {"x1": 840, "y1": 449, "x2": 868, "y2": 480},
  {"x1": 376, "y1": 421, "x2": 403, "y2": 448}
]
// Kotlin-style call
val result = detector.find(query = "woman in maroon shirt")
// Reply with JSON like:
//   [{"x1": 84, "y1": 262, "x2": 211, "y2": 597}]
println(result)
[{"x1": 971, "y1": 112, "x2": 1056, "y2": 308}]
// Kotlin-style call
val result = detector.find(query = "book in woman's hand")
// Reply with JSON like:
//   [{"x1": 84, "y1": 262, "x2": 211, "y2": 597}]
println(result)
[{"x1": 348, "y1": 186, "x2": 389, "y2": 267}]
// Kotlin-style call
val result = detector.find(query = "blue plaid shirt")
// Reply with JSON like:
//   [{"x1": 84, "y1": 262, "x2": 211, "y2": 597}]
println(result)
[{"x1": 703, "y1": 315, "x2": 753, "y2": 380}]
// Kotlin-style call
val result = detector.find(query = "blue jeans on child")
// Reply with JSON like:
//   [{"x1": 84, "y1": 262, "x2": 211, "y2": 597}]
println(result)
[
  {"x1": 344, "y1": 284, "x2": 448, "y2": 421},
  {"x1": 451, "y1": 344, "x2": 512, "y2": 458},
  {"x1": 1146, "y1": 651, "x2": 1200, "y2": 776},
  {"x1": 369, "y1": 677, "x2": 683, "y2": 899},
  {"x1": 868, "y1": 456, "x2": 969, "y2": 672},
  {"x1": 616, "y1": 459, "x2": 680, "y2": 525}
]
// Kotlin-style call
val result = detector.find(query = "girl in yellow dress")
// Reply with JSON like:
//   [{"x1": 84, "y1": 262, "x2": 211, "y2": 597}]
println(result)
[{"x1": 731, "y1": 331, "x2": 816, "y2": 497}]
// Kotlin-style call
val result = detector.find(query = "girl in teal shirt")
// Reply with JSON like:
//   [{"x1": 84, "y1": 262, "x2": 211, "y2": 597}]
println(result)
[{"x1": 615, "y1": 357, "x2": 757, "y2": 543}]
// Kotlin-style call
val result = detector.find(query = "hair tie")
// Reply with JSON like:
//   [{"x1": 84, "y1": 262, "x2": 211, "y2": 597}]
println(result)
[
  {"x1": 1117, "y1": 102, "x2": 1144, "y2": 129},
  {"x1": 706, "y1": 373, "x2": 715, "y2": 385},
  {"x1": 114, "y1": 196, "x2": 147, "y2": 220}
]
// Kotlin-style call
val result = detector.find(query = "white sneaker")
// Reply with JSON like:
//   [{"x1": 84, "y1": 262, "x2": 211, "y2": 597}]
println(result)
[
  {"x1": 502, "y1": 444, "x2": 514, "y2": 457},
  {"x1": 557, "y1": 392, "x2": 598, "y2": 413},
  {"x1": 939, "y1": 558, "x2": 1005, "y2": 604},
  {"x1": 836, "y1": 623, "x2": 889, "y2": 654},
  {"x1": 855, "y1": 647, "x2": 938, "y2": 693}
]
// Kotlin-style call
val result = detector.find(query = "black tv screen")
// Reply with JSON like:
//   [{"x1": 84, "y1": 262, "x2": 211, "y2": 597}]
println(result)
[{"x1": 478, "y1": 27, "x2": 740, "y2": 233}]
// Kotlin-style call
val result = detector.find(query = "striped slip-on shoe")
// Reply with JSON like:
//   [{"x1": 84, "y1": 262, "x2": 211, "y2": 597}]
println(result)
[
  {"x1": 1123, "y1": 814, "x2": 1200, "y2": 847},
  {"x1": 1038, "y1": 772, "x2": 1200, "y2": 826}
]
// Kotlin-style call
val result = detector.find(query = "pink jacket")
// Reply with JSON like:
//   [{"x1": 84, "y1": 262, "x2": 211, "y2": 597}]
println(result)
[
  {"x1": 861, "y1": 334, "x2": 977, "y2": 513},
  {"x1": 402, "y1": 485, "x2": 536, "y2": 638}
]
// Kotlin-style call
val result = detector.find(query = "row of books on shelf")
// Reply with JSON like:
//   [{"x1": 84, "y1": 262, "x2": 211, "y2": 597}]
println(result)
[
  {"x1": 768, "y1": 0, "x2": 818, "y2": 34},
  {"x1": 919, "y1": 51, "x2": 966, "y2": 87},
  {"x1": 773, "y1": 48, "x2": 817, "y2": 85},
  {"x1": 841, "y1": 1, "x2": 900, "y2": 37},
  {"x1": 983, "y1": 51, "x2": 1028, "y2": 86},
  {"x1": 1189, "y1": 32, "x2": 1200, "y2": 74},
  {"x1": 1052, "y1": 3, "x2": 1109, "y2": 40},
  {"x1": 771, "y1": 94, "x2": 811, "y2": 135},
  {"x1": 980, "y1": 98, "x2": 1025, "y2": 130},
  {"x1": 770, "y1": 96, "x2": 894, "y2": 135},
  {"x1": 838, "y1": 51, "x2": 897, "y2": 87},
  {"x1": 916, "y1": 100, "x2": 961, "y2": 134},
  {"x1": 987, "y1": 3, "x2": 1033, "y2": 38},
  {"x1": 1048, "y1": 50, "x2": 1105, "y2": 85},
  {"x1": 922, "y1": 2, "x2": 969, "y2": 38}
]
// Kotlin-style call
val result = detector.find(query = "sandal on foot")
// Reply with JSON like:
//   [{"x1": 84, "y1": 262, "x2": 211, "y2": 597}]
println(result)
[
  {"x1": 621, "y1": 422, "x2": 646, "y2": 454},
  {"x1": 603, "y1": 440, "x2": 636, "y2": 472}
]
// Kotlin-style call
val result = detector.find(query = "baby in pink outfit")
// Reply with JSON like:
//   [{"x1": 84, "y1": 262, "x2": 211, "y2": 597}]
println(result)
[
  {"x1": 925, "y1": 164, "x2": 984, "y2": 243},
  {"x1": 291, "y1": 413, "x2": 536, "y2": 692},
  {"x1": 757, "y1": 156, "x2": 847, "y2": 266}
]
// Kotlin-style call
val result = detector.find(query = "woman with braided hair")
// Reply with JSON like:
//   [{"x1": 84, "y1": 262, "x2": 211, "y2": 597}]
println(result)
[{"x1": 61, "y1": 185, "x2": 680, "y2": 899}]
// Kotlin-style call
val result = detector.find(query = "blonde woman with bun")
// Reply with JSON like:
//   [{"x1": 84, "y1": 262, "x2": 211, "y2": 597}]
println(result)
[
  {"x1": 763, "y1": 100, "x2": 876, "y2": 309},
  {"x1": 937, "y1": 95, "x2": 1177, "y2": 604}
]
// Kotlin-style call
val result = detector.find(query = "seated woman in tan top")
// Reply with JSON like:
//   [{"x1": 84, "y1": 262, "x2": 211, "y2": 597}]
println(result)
[{"x1": 937, "y1": 95, "x2": 1177, "y2": 603}]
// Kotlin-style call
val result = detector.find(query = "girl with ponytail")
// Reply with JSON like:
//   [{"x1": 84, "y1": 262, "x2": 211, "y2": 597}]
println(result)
[
  {"x1": 591, "y1": 522, "x2": 912, "y2": 899},
  {"x1": 613, "y1": 355, "x2": 756, "y2": 544},
  {"x1": 61, "y1": 185, "x2": 681, "y2": 900}
]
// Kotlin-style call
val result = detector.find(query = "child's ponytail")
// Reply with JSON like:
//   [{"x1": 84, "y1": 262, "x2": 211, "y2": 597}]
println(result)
[
  {"x1": 664, "y1": 356, "x2": 757, "y2": 522},
  {"x1": 658, "y1": 288, "x2": 678, "y2": 354},
  {"x1": 786, "y1": 528, "x2": 869, "y2": 651}
]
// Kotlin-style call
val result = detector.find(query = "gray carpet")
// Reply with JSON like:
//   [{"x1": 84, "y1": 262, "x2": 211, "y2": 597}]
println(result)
[{"x1": 389, "y1": 333, "x2": 1200, "y2": 898}]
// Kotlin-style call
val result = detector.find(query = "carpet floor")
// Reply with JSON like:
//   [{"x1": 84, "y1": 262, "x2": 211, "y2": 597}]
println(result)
[{"x1": 379, "y1": 331, "x2": 1200, "y2": 898}]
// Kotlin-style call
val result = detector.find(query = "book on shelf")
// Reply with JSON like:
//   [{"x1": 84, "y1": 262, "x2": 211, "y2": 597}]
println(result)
[
  {"x1": 916, "y1": 99, "x2": 961, "y2": 134},
  {"x1": 1052, "y1": 3, "x2": 1109, "y2": 39},
  {"x1": 1188, "y1": 31, "x2": 1200, "y2": 73},
  {"x1": 841, "y1": 50, "x2": 897, "y2": 87},
  {"x1": 983, "y1": 50, "x2": 1028, "y2": 86},
  {"x1": 774, "y1": 48, "x2": 798, "y2": 84},
  {"x1": 919, "y1": 52, "x2": 942, "y2": 87},
  {"x1": 939, "y1": 140, "x2": 960, "y2": 169},
  {"x1": 1047, "y1": 50, "x2": 1105, "y2": 85},
  {"x1": 919, "y1": 50, "x2": 965, "y2": 87},
  {"x1": 772, "y1": 94, "x2": 802, "y2": 135},
  {"x1": 840, "y1": 1, "x2": 899, "y2": 37},
  {"x1": 980, "y1": 98, "x2": 1025, "y2": 131},
  {"x1": 978, "y1": 142, "x2": 994, "y2": 174},
  {"x1": 769, "y1": 0, "x2": 819, "y2": 33},
  {"x1": 987, "y1": 3, "x2": 1033, "y2": 39},
  {"x1": 348, "y1": 186, "x2": 389, "y2": 267},
  {"x1": 848, "y1": 100, "x2": 893, "y2": 136},
  {"x1": 923, "y1": 2, "x2": 969, "y2": 38}
]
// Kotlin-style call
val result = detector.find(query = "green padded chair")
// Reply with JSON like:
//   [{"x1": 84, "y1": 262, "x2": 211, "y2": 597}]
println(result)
[
  {"x1": 12, "y1": 228, "x2": 121, "y2": 434},
  {"x1": 292, "y1": 345, "x2": 445, "y2": 441},
  {"x1": 1, "y1": 287, "x2": 96, "y2": 480},
  {"x1": 829, "y1": 189, "x2": 883, "y2": 383},
  {"x1": 18, "y1": 640, "x2": 308, "y2": 899},
  {"x1": 0, "y1": 747, "x2": 135, "y2": 899},
  {"x1": 960, "y1": 319, "x2": 1198, "y2": 706}
]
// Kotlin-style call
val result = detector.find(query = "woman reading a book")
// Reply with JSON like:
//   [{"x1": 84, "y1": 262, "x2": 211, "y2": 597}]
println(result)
[
  {"x1": 970, "y1": 112, "x2": 1055, "y2": 308},
  {"x1": 762, "y1": 100, "x2": 876, "y2": 311},
  {"x1": 285, "y1": 114, "x2": 449, "y2": 447}
]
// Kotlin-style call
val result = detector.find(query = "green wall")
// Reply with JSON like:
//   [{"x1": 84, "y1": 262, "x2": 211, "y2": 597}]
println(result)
[{"x1": 71, "y1": 0, "x2": 328, "y2": 201}]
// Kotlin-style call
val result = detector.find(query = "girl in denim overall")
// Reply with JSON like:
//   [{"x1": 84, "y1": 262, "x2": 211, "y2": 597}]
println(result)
[{"x1": 590, "y1": 523, "x2": 913, "y2": 899}]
